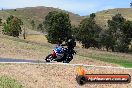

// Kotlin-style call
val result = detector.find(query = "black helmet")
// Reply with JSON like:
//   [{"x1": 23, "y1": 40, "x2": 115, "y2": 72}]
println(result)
[
  {"x1": 57, "y1": 39, "x2": 63, "y2": 44},
  {"x1": 68, "y1": 39, "x2": 72, "y2": 43},
  {"x1": 67, "y1": 38, "x2": 76, "y2": 48}
]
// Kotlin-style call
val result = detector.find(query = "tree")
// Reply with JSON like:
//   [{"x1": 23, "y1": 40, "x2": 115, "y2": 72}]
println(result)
[
  {"x1": 0, "y1": 18, "x2": 2, "y2": 26},
  {"x1": 90, "y1": 13, "x2": 96, "y2": 19},
  {"x1": 107, "y1": 13, "x2": 131, "y2": 52},
  {"x1": 1, "y1": 8, "x2": 4, "y2": 11},
  {"x1": 2, "y1": 15, "x2": 23, "y2": 37},
  {"x1": 30, "y1": 20, "x2": 35, "y2": 30},
  {"x1": 98, "y1": 30, "x2": 115, "y2": 51},
  {"x1": 71, "y1": 25, "x2": 79, "y2": 39},
  {"x1": 44, "y1": 11, "x2": 72, "y2": 43},
  {"x1": 77, "y1": 13, "x2": 102, "y2": 48},
  {"x1": 121, "y1": 21, "x2": 132, "y2": 51},
  {"x1": 37, "y1": 23, "x2": 44, "y2": 32},
  {"x1": 23, "y1": 27, "x2": 26, "y2": 39},
  {"x1": 130, "y1": 1, "x2": 132, "y2": 8},
  {"x1": 122, "y1": 21, "x2": 132, "y2": 40}
]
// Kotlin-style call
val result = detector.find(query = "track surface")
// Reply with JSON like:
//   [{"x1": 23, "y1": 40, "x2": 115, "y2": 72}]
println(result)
[
  {"x1": 0, "y1": 57, "x2": 43, "y2": 63},
  {"x1": 0, "y1": 57, "x2": 131, "y2": 69}
]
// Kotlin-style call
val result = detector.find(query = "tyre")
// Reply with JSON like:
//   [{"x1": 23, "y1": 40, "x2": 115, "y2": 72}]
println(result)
[
  {"x1": 76, "y1": 75, "x2": 86, "y2": 85},
  {"x1": 63, "y1": 56, "x2": 73, "y2": 63},
  {"x1": 56, "y1": 59, "x2": 62, "y2": 62},
  {"x1": 45, "y1": 54, "x2": 52, "y2": 62},
  {"x1": 63, "y1": 60, "x2": 69, "y2": 63}
]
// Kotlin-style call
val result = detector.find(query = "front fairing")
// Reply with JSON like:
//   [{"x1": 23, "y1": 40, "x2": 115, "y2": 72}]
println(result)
[{"x1": 53, "y1": 47, "x2": 64, "y2": 59}]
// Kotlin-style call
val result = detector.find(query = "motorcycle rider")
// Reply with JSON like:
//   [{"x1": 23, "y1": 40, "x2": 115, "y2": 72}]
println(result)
[
  {"x1": 56, "y1": 36, "x2": 76, "y2": 57},
  {"x1": 67, "y1": 35, "x2": 76, "y2": 49},
  {"x1": 45, "y1": 36, "x2": 76, "y2": 63},
  {"x1": 56, "y1": 35, "x2": 76, "y2": 49},
  {"x1": 62, "y1": 35, "x2": 76, "y2": 54}
]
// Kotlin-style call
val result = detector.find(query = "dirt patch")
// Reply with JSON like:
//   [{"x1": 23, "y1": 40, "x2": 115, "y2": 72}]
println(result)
[{"x1": 0, "y1": 64, "x2": 131, "y2": 88}]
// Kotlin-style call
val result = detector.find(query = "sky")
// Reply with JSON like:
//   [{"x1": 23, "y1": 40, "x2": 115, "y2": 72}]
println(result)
[{"x1": 0, "y1": 0, "x2": 131, "y2": 16}]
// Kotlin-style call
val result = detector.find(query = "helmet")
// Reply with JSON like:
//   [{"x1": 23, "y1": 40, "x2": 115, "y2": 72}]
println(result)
[
  {"x1": 57, "y1": 39, "x2": 63, "y2": 44},
  {"x1": 67, "y1": 38, "x2": 76, "y2": 48},
  {"x1": 68, "y1": 39, "x2": 72, "y2": 43}
]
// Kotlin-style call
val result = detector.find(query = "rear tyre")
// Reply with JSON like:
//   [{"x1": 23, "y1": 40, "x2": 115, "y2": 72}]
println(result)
[
  {"x1": 63, "y1": 56, "x2": 73, "y2": 63},
  {"x1": 63, "y1": 60, "x2": 69, "y2": 63}
]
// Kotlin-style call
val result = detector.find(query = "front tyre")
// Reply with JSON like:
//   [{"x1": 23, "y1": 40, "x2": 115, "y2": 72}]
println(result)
[{"x1": 45, "y1": 54, "x2": 52, "y2": 62}]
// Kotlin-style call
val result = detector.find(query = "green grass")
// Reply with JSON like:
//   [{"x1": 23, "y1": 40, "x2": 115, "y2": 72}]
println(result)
[
  {"x1": 78, "y1": 50, "x2": 132, "y2": 68},
  {"x1": 0, "y1": 76, "x2": 24, "y2": 88},
  {"x1": 90, "y1": 54, "x2": 132, "y2": 68}
]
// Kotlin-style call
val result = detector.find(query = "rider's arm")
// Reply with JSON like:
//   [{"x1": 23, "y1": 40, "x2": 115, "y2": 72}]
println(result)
[
  {"x1": 61, "y1": 44, "x2": 66, "y2": 46},
  {"x1": 61, "y1": 43, "x2": 67, "y2": 46}
]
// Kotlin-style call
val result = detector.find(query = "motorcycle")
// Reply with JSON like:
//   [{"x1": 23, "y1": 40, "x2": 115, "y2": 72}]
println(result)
[{"x1": 45, "y1": 46, "x2": 76, "y2": 63}]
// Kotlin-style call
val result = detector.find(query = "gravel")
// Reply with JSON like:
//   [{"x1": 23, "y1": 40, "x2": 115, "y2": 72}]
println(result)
[{"x1": 0, "y1": 64, "x2": 131, "y2": 88}]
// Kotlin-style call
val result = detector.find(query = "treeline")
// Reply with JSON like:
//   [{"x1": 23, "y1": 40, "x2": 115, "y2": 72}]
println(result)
[
  {"x1": 74, "y1": 13, "x2": 132, "y2": 52},
  {"x1": 42, "y1": 11, "x2": 132, "y2": 53},
  {"x1": 0, "y1": 11, "x2": 131, "y2": 53}
]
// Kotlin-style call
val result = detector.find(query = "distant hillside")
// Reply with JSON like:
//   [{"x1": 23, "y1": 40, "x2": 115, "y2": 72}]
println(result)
[
  {"x1": 0, "y1": 6, "x2": 84, "y2": 30},
  {"x1": 1, "y1": 7, "x2": 132, "y2": 31},
  {"x1": 94, "y1": 8, "x2": 132, "y2": 29}
]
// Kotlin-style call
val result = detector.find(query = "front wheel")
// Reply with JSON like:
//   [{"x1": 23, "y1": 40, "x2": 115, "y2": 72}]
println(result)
[{"x1": 45, "y1": 54, "x2": 52, "y2": 62}]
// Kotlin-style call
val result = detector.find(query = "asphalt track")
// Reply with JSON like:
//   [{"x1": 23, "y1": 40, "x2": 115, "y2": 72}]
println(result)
[
  {"x1": 0, "y1": 57, "x2": 44, "y2": 63},
  {"x1": 0, "y1": 57, "x2": 132, "y2": 70}
]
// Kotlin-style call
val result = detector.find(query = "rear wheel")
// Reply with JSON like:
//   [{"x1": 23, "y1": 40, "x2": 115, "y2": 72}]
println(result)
[
  {"x1": 63, "y1": 55, "x2": 73, "y2": 63},
  {"x1": 63, "y1": 60, "x2": 69, "y2": 63}
]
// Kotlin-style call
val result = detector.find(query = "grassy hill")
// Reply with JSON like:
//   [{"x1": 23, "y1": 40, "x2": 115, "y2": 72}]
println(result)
[
  {"x1": 0, "y1": 6, "x2": 84, "y2": 30},
  {"x1": 95, "y1": 8, "x2": 132, "y2": 28},
  {"x1": 0, "y1": 7, "x2": 132, "y2": 67},
  {"x1": 1, "y1": 7, "x2": 132, "y2": 30}
]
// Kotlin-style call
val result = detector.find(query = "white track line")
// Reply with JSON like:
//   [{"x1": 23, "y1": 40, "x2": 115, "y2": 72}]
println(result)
[
  {"x1": 45, "y1": 63, "x2": 132, "y2": 70},
  {"x1": 0, "y1": 62, "x2": 132, "y2": 70}
]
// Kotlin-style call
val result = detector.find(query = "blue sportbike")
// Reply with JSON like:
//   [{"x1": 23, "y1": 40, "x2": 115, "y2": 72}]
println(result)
[{"x1": 45, "y1": 46, "x2": 76, "y2": 63}]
